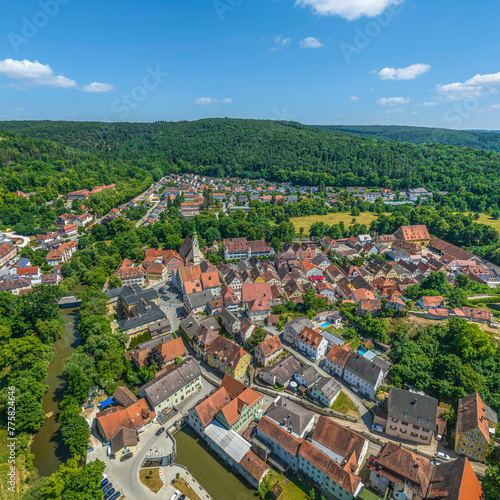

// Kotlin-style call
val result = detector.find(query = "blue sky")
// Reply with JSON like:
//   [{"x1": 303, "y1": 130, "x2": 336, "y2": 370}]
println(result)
[{"x1": 0, "y1": 0, "x2": 499, "y2": 129}]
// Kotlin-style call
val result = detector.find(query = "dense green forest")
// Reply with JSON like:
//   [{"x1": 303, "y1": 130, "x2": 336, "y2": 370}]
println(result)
[
  {"x1": 316, "y1": 125, "x2": 500, "y2": 152},
  {"x1": 2, "y1": 119, "x2": 500, "y2": 204}
]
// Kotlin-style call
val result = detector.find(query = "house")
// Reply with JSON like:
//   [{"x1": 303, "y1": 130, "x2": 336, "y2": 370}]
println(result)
[
  {"x1": 265, "y1": 395, "x2": 315, "y2": 439},
  {"x1": 221, "y1": 308, "x2": 241, "y2": 336},
  {"x1": 428, "y1": 457, "x2": 484, "y2": 499},
  {"x1": 393, "y1": 225, "x2": 431, "y2": 245},
  {"x1": 418, "y1": 296, "x2": 445, "y2": 309},
  {"x1": 351, "y1": 288, "x2": 376, "y2": 303},
  {"x1": 95, "y1": 398, "x2": 155, "y2": 443},
  {"x1": 0, "y1": 277, "x2": 31, "y2": 295},
  {"x1": 298, "y1": 441, "x2": 364, "y2": 500},
  {"x1": 384, "y1": 388, "x2": 438, "y2": 444},
  {"x1": 127, "y1": 335, "x2": 185, "y2": 369},
  {"x1": 255, "y1": 416, "x2": 302, "y2": 471},
  {"x1": 455, "y1": 391, "x2": 490, "y2": 462},
  {"x1": 300, "y1": 259, "x2": 324, "y2": 280},
  {"x1": 138, "y1": 358, "x2": 202, "y2": 415},
  {"x1": 370, "y1": 442, "x2": 434, "y2": 499},
  {"x1": 110, "y1": 427, "x2": 138, "y2": 459},
  {"x1": 308, "y1": 377, "x2": 341, "y2": 408},
  {"x1": 283, "y1": 316, "x2": 314, "y2": 347},
  {"x1": 254, "y1": 336, "x2": 283, "y2": 367},
  {"x1": 260, "y1": 354, "x2": 302, "y2": 387},
  {"x1": 59, "y1": 223, "x2": 78, "y2": 237},
  {"x1": 15, "y1": 266, "x2": 41, "y2": 284},
  {"x1": 179, "y1": 313, "x2": 220, "y2": 341},
  {"x1": 206, "y1": 335, "x2": 252, "y2": 380},
  {"x1": 343, "y1": 353, "x2": 385, "y2": 400},
  {"x1": 0, "y1": 243, "x2": 17, "y2": 267},
  {"x1": 184, "y1": 290, "x2": 215, "y2": 315},
  {"x1": 113, "y1": 259, "x2": 146, "y2": 286},
  {"x1": 325, "y1": 345, "x2": 351, "y2": 377},
  {"x1": 188, "y1": 375, "x2": 263, "y2": 437},
  {"x1": 241, "y1": 282, "x2": 272, "y2": 307},
  {"x1": 311, "y1": 417, "x2": 368, "y2": 475},
  {"x1": 246, "y1": 298, "x2": 272, "y2": 322},
  {"x1": 297, "y1": 327, "x2": 328, "y2": 361},
  {"x1": 294, "y1": 365, "x2": 321, "y2": 389}
]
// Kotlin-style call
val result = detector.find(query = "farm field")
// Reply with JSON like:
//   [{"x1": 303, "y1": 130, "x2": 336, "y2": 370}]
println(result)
[{"x1": 291, "y1": 212, "x2": 379, "y2": 236}]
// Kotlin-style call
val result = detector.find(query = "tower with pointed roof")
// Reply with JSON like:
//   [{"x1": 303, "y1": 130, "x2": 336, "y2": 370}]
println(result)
[{"x1": 192, "y1": 224, "x2": 200, "y2": 265}]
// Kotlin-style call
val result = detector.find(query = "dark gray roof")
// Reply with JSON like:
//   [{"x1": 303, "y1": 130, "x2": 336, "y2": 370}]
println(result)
[
  {"x1": 372, "y1": 356, "x2": 392, "y2": 373},
  {"x1": 387, "y1": 388, "x2": 438, "y2": 429},
  {"x1": 140, "y1": 358, "x2": 201, "y2": 406},
  {"x1": 265, "y1": 396, "x2": 314, "y2": 437},
  {"x1": 262, "y1": 354, "x2": 302, "y2": 381},
  {"x1": 297, "y1": 365, "x2": 320, "y2": 387},
  {"x1": 117, "y1": 301, "x2": 166, "y2": 332},
  {"x1": 345, "y1": 353, "x2": 383, "y2": 386},
  {"x1": 484, "y1": 404, "x2": 498, "y2": 425},
  {"x1": 283, "y1": 316, "x2": 314, "y2": 336},
  {"x1": 220, "y1": 308, "x2": 240, "y2": 327},
  {"x1": 312, "y1": 254, "x2": 331, "y2": 266},
  {"x1": 312, "y1": 377, "x2": 341, "y2": 401},
  {"x1": 180, "y1": 314, "x2": 220, "y2": 339},
  {"x1": 133, "y1": 333, "x2": 174, "y2": 352},
  {"x1": 187, "y1": 290, "x2": 214, "y2": 309}
]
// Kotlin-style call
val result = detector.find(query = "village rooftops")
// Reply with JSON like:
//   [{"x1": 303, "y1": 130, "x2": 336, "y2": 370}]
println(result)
[{"x1": 266, "y1": 396, "x2": 314, "y2": 437}]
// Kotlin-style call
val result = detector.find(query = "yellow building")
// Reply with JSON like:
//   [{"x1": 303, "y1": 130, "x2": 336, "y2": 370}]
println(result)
[{"x1": 207, "y1": 335, "x2": 252, "y2": 380}]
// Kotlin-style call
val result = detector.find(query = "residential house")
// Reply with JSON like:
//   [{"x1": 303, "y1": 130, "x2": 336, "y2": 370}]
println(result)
[
  {"x1": 325, "y1": 344, "x2": 351, "y2": 378},
  {"x1": 265, "y1": 395, "x2": 315, "y2": 439},
  {"x1": 343, "y1": 353, "x2": 385, "y2": 400},
  {"x1": 254, "y1": 335, "x2": 283, "y2": 367},
  {"x1": 308, "y1": 377, "x2": 341, "y2": 408},
  {"x1": 455, "y1": 392, "x2": 490, "y2": 462},
  {"x1": 297, "y1": 327, "x2": 328, "y2": 361},
  {"x1": 294, "y1": 365, "x2": 321, "y2": 389},
  {"x1": 418, "y1": 296, "x2": 445, "y2": 309},
  {"x1": 384, "y1": 388, "x2": 438, "y2": 444},
  {"x1": 260, "y1": 354, "x2": 302, "y2": 387},
  {"x1": 0, "y1": 243, "x2": 17, "y2": 267},
  {"x1": 138, "y1": 358, "x2": 202, "y2": 415},
  {"x1": 393, "y1": 225, "x2": 431, "y2": 245},
  {"x1": 283, "y1": 316, "x2": 314, "y2": 347},
  {"x1": 221, "y1": 308, "x2": 241, "y2": 337},
  {"x1": 206, "y1": 335, "x2": 252, "y2": 380}
]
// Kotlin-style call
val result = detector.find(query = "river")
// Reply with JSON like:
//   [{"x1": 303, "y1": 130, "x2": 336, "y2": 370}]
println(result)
[
  {"x1": 31, "y1": 284, "x2": 87, "y2": 477},
  {"x1": 174, "y1": 426, "x2": 258, "y2": 500}
]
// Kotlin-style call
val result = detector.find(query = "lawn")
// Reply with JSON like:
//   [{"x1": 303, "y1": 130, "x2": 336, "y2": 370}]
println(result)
[
  {"x1": 262, "y1": 469, "x2": 312, "y2": 500},
  {"x1": 465, "y1": 213, "x2": 500, "y2": 234},
  {"x1": 291, "y1": 212, "x2": 379, "y2": 236},
  {"x1": 139, "y1": 468, "x2": 164, "y2": 494},
  {"x1": 330, "y1": 391, "x2": 360, "y2": 417},
  {"x1": 171, "y1": 476, "x2": 202, "y2": 500}
]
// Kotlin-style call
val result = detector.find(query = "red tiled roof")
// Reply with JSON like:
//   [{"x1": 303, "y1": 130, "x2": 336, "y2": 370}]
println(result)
[
  {"x1": 326, "y1": 344, "x2": 351, "y2": 367},
  {"x1": 257, "y1": 416, "x2": 302, "y2": 456}
]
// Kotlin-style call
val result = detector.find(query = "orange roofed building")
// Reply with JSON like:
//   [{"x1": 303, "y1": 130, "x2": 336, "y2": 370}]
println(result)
[
  {"x1": 188, "y1": 374, "x2": 263, "y2": 437},
  {"x1": 393, "y1": 224, "x2": 431, "y2": 245}
]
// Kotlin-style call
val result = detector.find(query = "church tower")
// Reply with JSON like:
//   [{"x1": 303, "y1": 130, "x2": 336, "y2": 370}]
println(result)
[{"x1": 192, "y1": 224, "x2": 201, "y2": 265}]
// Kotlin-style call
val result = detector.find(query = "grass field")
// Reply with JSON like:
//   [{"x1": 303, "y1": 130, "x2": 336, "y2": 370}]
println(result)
[
  {"x1": 263, "y1": 469, "x2": 311, "y2": 500},
  {"x1": 330, "y1": 391, "x2": 360, "y2": 417},
  {"x1": 140, "y1": 468, "x2": 164, "y2": 494},
  {"x1": 468, "y1": 213, "x2": 500, "y2": 233},
  {"x1": 291, "y1": 212, "x2": 379, "y2": 236},
  {"x1": 171, "y1": 477, "x2": 201, "y2": 500}
]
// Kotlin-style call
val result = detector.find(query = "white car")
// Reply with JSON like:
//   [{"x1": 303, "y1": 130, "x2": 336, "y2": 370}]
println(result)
[
  {"x1": 169, "y1": 490, "x2": 181, "y2": 500},
  {"x1": 435, "y1": 452, "x2": 451, "y2": 461},
  {"x1": 371, "y1": 424, "x2": 384, "y2": 433},
  {"x1": 436, "y1": 433, "x2": 443, "y2": 441}
]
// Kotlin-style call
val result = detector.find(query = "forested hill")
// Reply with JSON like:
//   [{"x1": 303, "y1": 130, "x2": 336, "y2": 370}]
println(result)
[
  {"x1": 316, "y1": 125, "x2": 500, "y2": 152},
  {"x1": 0, "y1": 130, "x2": 152, "y2": 195},
  {"x1": 2, "y1": 119, "x2": 500, "y2": 201}
]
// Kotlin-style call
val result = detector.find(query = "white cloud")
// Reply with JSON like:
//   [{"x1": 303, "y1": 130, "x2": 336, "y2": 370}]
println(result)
[
  {"x1": 475, "y1": 104, "x2": 500, "y2": 113},
  {"x1": 82, "y1": 82, "x2": 116, "y2": 93},
  {"x1": 271, "y1": 35, "x2": 292, "y2": 51},
  {"x1": 195, "y1": 97, "x2": 232, "y2": 105},
  {"x1": 0, "y1": 59, "x2": 77, "y2": 89},
  {"x1": 378, "y1": 63, "x2": 430, "y2": 81},
  {"x1": 300, "y1": 37, "x2": 324, "y2": 49},
  {"x1": 377, "y1": 96, "x2": 410, "y2": 106},
  {"x1": 417, "y1": 101, "x2": 438, "y2": 107},
  {"x1": 295, "y1": 0, "x2": 403, "y2": 21},
  {"x1": 350, "y1": 96, "x2": 359, "y2": 101},
  {"x1": 434, "y1": 72, "x2": 500, "y2": 101}
]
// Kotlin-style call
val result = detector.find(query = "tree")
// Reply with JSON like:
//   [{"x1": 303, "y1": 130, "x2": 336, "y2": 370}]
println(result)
[
  {"x1": 483, "y1": 464, "x2": 500, "y2": 500},
  {"x1": 61, "y1": 416, "x2": 91, "y2": 456},
  {"x1": 108, "y1": 274, "x2": 123, "y2": 289},
  {"x1": 351, "y1": 207, "x2": 360, "y2": 217}
]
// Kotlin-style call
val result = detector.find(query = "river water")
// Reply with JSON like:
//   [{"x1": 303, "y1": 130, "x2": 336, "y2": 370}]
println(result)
[
  {"x1": 31, "y1": 283, "x2": 87, "y2": 476},
  {"x1": 174, "y1": 426, "x2": 258, "y2": 500}
]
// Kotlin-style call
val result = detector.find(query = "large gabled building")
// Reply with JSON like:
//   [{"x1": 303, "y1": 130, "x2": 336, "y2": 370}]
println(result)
[{"x1": 206, "y1": 335, "x2": 252, "y2": 380}]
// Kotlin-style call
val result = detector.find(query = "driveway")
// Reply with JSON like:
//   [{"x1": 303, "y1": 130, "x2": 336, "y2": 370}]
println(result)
[{"x1": 4, "y1": 232, "x2": 30, "y2": 248}]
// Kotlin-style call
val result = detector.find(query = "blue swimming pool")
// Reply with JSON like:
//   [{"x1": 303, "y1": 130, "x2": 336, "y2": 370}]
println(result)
[
  {"x1": 320, "y1": 322, "x2": 330, "y2": 328},
  {"x1": 358, "y1": 349, "x2": 367, "y2": 355}
]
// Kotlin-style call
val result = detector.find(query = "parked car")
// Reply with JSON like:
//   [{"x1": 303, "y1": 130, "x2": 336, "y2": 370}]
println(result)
[
  {"x1": 431, "y1": 461, "x2": 439, "y2": 466},
  {"x1": 366, "y1": 456, "x2": 375, "y2": 468},
  {"x1": 436, "y1": 433, "x2": 443, "y2": 441},
  {"x1": 120, "y1": 452, "x2": 133, "y2": 462},
  {"x1": 103, "y1": 488, "x2": 115, "y2": 499},
  {"x1": 99, "y1": 478, "x2": 109, "y2": 489},
  {"x1": 178, "y1": 495, "x2": 186, "y2": 500},
  {"x1": 169, "y1": 491, "x2": 181, "y2": 500},
  {"x1": 371, "y1": 424, "x2": 384, "y2": 433},
  {"x1": 102, "y1": 483, "x2": 113, "y2": 494},
  {"x1": 156, "y1": 427, "x2": 165, "y2": 436},
  {"x1": 109, "y1": 493, "x2": 121, "y2": 500},
  {"x1": 435, "y1": 452, "x2": 451, "y2": 461}
]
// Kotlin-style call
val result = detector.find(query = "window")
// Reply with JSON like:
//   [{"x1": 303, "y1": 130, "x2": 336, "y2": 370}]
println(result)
[
  {"x1": 460, "y1": 448, "x2": 465, "y2": 453},
  {"x1": 477, "y1": 448, "x2": 482, "y2": 452},
  {"x1": 401, "y1": 429, "x2": 407, "y2": 434},
  {"x1": 475, "y1": 454, "x2": 480, "y2": 458},
  {"x1": 411, "y1": 432, "x2": 418, "y2": 437},
  {"x1": 390, "y1": 426, "x2": 397, "y2": 430},
  {"x1": 392, "y1": 418, "x2": 398, "y2": 423},
  {"x1": 464, "y1": 436, "x2": 469, "y2": 440},
  {"x1": 472, "y1": 439, "x2": 476, "y2": 443}
]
